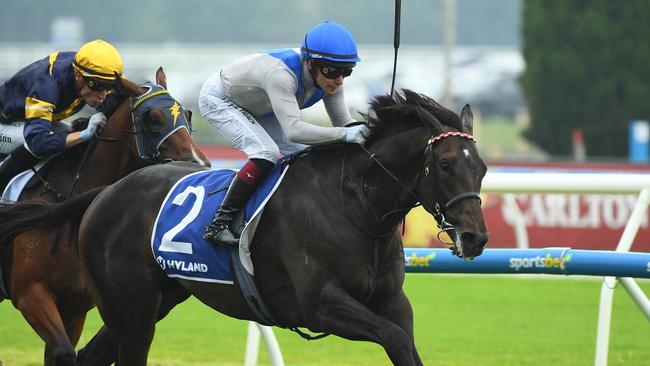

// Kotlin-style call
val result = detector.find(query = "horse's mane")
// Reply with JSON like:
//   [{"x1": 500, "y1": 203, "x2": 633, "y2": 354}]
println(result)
[
  {"x1": 364, "y1": 89, "x2": 462, "y2": 142},
  {"x1": 98, "y1": 90, "x2": 129, "y2": 118}
]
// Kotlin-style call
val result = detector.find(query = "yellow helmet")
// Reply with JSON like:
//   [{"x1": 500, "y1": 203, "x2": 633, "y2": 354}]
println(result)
[{"x1": 73, "y1": 39, "x2": 123, "y2": 80}]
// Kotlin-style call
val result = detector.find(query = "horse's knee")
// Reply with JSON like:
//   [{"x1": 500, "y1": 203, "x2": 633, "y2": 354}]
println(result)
[
  {"x1": 45, "y1": 342, "x2": 77, "y2": 366},
  {"x1": 380, "y1": 326, "x2": 414, "y2": 359},
  {"x1": 384, "y1": 326, "x2": 412, "y2": 349}
]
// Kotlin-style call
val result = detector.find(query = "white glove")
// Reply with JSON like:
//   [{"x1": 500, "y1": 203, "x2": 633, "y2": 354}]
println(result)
[
  {"x1": 80, "y1": 112, "x2": 107, "y2": 141},
  {"x1": 344, "y1": 125, "x2": 370, "y2": 144}
]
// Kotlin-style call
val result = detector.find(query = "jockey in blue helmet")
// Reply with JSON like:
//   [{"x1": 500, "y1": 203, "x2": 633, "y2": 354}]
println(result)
[
  {"x1": 199, "y1": 21, "x2": 369, "y2": 247},
  {"x1": 301, "y1": 21, "x2": 362, "y2": 62}
]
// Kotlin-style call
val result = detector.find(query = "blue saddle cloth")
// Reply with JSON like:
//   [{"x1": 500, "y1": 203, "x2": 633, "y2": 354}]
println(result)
[{"x1": 151, "y1": 164, "x2": 286, "y2": 283}]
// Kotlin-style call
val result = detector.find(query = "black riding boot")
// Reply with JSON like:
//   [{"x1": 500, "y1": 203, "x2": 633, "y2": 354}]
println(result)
[
  {"x1": 204, "y1": 175, "x2": 257, "y2": 247},
  {"x1": 0, "y1": 145, "x2": 40, "y2": 194}
]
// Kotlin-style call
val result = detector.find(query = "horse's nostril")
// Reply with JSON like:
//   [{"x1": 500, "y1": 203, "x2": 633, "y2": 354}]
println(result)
[{"x1": 461, "y1": 232, "x2": 476, "y2": 245}]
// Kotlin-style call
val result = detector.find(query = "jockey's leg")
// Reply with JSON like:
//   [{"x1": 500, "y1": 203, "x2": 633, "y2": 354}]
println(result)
[
  {"x1": 204, "y1": 158, "x2": 274, "y2": 246},
  {"x1": 0, "y1": 144, "x2": 40, "y2": 194}
]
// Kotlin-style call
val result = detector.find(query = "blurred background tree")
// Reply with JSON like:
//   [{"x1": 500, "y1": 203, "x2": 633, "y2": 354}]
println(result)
[{"x1": 521, "y1": 0, "x2": 650, "y2": 157}]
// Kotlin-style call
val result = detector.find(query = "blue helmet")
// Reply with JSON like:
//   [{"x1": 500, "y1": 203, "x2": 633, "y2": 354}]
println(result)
[{"x1": 301, "y1": 21, "x2": 361, "y2": 63}]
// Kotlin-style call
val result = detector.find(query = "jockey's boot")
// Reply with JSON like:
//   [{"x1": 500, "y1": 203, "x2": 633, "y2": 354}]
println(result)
[
  {"x1": 0, "y1": 145, "x2": 40, "y2": 195},
  {"x1": 204, "y1": 174, "x2": 257, "y2": 247}
]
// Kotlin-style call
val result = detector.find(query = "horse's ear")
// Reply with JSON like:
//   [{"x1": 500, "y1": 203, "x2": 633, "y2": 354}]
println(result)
[
  {"x1": 416, "y1": 105, "x2": 444, "y2": 133},
  {"x1": 115, "y1": 73, "x2": 145, "y2": 97},
  {"x1": 460, "y1": 104, "x2": 473, "y2": 134},
  {"x1": 113, "y1": 72, "x2": 126, "y2": 94},
  {"x1": 156, "y1": 67, "x2": 167, "y2": 89}
]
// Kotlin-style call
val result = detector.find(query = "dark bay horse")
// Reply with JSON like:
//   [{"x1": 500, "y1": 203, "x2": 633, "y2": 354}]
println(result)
[
  {"x1": 0, "y1": 68, "x2": 210, "y2": 365},
  {"x1": 4, "y1": 90, "x2": 488, "y2": 365}
]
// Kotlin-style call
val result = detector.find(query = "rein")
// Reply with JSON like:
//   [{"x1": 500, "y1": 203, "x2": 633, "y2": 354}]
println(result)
[{"x1": 94, "y1": 133, "x2": 168, "y2": 165}]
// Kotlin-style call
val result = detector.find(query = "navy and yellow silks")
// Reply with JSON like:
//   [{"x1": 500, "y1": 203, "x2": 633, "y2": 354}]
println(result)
[{"x1": 0, "y1": 52, "x2": 84, "y2": 156}]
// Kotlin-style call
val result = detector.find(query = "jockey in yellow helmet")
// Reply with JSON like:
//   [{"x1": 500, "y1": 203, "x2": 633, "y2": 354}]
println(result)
[{"x1": 0, "y1": 39, "x2": 123, "y2": 193}]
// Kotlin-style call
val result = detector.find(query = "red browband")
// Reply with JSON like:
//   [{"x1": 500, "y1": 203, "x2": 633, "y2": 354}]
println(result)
[{"x1": 427, "y1": 131, "x2": 476, "y2": 144}]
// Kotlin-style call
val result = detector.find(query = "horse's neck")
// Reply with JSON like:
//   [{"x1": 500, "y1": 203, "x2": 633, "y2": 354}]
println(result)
[
  {"x1": 86, "y1": 144, "x2": 140, "y2": 185},
  {"x1": 347, "y1": 128, "x2": 429, "y2": 230},
  {"x1": 83, "y1": 103, "x2": 143, "y2": 188}
]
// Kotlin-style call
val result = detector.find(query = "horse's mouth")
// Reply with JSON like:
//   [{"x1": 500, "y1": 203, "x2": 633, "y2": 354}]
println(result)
[{"x1": 450, "y1": 231, "x2": 488, "y2": 260}]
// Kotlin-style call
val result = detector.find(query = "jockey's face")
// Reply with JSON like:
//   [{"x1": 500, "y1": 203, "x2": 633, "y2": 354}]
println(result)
[
  {"x1": 74, "y1": 72, "x2": 110, "y2": 108},
  {"x1": 309, "y1": 60, "x2": 348, "y2": 96}
]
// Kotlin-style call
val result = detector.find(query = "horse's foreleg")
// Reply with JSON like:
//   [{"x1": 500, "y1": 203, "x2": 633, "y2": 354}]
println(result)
[
  {"x1": 373, "y1": 289, "x2": 423, "y2": 366},
  {"x1": 308, "y1": 281, "x2": 417, "y2": 366},
  {"x1": 13, "y1": 283, "x2": 76, "y2": 366},
  {"x1": 63, "y1": 311, "x2": 87, "y2": 347}
]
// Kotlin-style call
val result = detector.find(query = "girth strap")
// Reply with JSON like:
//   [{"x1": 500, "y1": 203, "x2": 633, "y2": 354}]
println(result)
[{"x1": 230, "y1": 247, "x2": 277, "y2": 326}]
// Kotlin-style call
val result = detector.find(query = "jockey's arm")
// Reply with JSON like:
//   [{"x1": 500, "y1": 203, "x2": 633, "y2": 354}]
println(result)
[
  {"x1": 64, "y1": 131, "x2": 86, "y2": 148},
  {"x1": 22, "y1": 83, "x2": 68, "y2": 157},
  {"x1": 65, "y1": 112, "x2": 106, "y2": 147},
  {"x1": 266, "y1": 70, "x2": 347, "y2": 145}
]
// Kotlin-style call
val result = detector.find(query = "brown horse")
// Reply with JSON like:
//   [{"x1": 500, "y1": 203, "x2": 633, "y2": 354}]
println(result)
[
  {"x1": 2, "y1": 90, "x2": 488, "y2": 365},
  {"x1": 0, "y1": 68, "x2": 210, "y2": 365}
]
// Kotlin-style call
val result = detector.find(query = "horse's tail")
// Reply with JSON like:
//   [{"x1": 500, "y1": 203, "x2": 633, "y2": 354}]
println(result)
[{"x1": 0, "y1": 186, "x2": 106, "y2": 245}]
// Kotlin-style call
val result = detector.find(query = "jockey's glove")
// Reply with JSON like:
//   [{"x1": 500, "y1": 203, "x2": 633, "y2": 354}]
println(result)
[
  {"x1": 344, "y1": 124, "x2": 370, "y2": 144},
  {"x1": 80, "y1": 112, "x2": 107, "y2": 142}
]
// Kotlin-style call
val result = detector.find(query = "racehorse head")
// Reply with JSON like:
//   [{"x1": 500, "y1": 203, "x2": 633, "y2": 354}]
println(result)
[
  {"x1": 103, "y1": 67, "x2": 210, "y2": 167},
  {"x1": 367, "y1": 90, "x2": 488, "y2": 259}
]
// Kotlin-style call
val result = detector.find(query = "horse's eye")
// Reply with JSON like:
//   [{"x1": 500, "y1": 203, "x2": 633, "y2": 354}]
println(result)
[
  {"x1": 439, "y1": 158, "x2": 455, "y2": 172},
  {"x1": 144, "y1": 109, "x2": 165, "y2": 133}
]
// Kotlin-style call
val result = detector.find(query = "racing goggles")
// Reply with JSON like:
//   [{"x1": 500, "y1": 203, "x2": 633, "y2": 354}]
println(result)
[
  {"x1": 317, "y1": 63, "x2": 354, "y2": 79},
  {"x1": 85, "y1": 77, "x2": 115, "y2": 92}
]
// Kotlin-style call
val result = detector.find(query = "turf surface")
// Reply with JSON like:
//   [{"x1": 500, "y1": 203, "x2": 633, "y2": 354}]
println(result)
[{"x1": 1, "y1": 274, "x2": 648, "y2": 365}]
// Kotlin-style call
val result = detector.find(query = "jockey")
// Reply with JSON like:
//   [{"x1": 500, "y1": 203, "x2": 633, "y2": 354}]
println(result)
[
  {"x1": 199, "y1": 21, "x2": 370, "y2": 247},
  {"x1": 0, "y1": 39, "x2": 123, "y2": 193}
]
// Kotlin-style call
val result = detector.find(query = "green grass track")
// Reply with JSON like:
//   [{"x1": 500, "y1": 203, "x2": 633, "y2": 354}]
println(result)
[{"x1": 1, "y1": 274, "x2": 648, "y2": 365}]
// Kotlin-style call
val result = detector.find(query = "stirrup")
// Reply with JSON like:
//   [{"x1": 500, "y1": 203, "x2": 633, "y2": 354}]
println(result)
[{"x1": 204, "y1": 222, "x2": 240, "y2": 247}]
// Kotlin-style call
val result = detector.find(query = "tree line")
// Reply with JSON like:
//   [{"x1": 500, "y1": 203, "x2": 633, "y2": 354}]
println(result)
[{"x1": 521, "y1": 0, "x2": 650, "y2": 157}]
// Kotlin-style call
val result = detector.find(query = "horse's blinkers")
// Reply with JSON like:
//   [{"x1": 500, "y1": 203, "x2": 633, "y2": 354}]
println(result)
[{"x1": 131, "y1": 84, "x2": 191, "y2": 161}]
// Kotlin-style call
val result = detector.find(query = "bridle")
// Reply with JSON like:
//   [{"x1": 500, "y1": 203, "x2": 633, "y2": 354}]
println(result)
[{"x1": 356, "y1": 130, "x2": 481, "y2": 258}]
